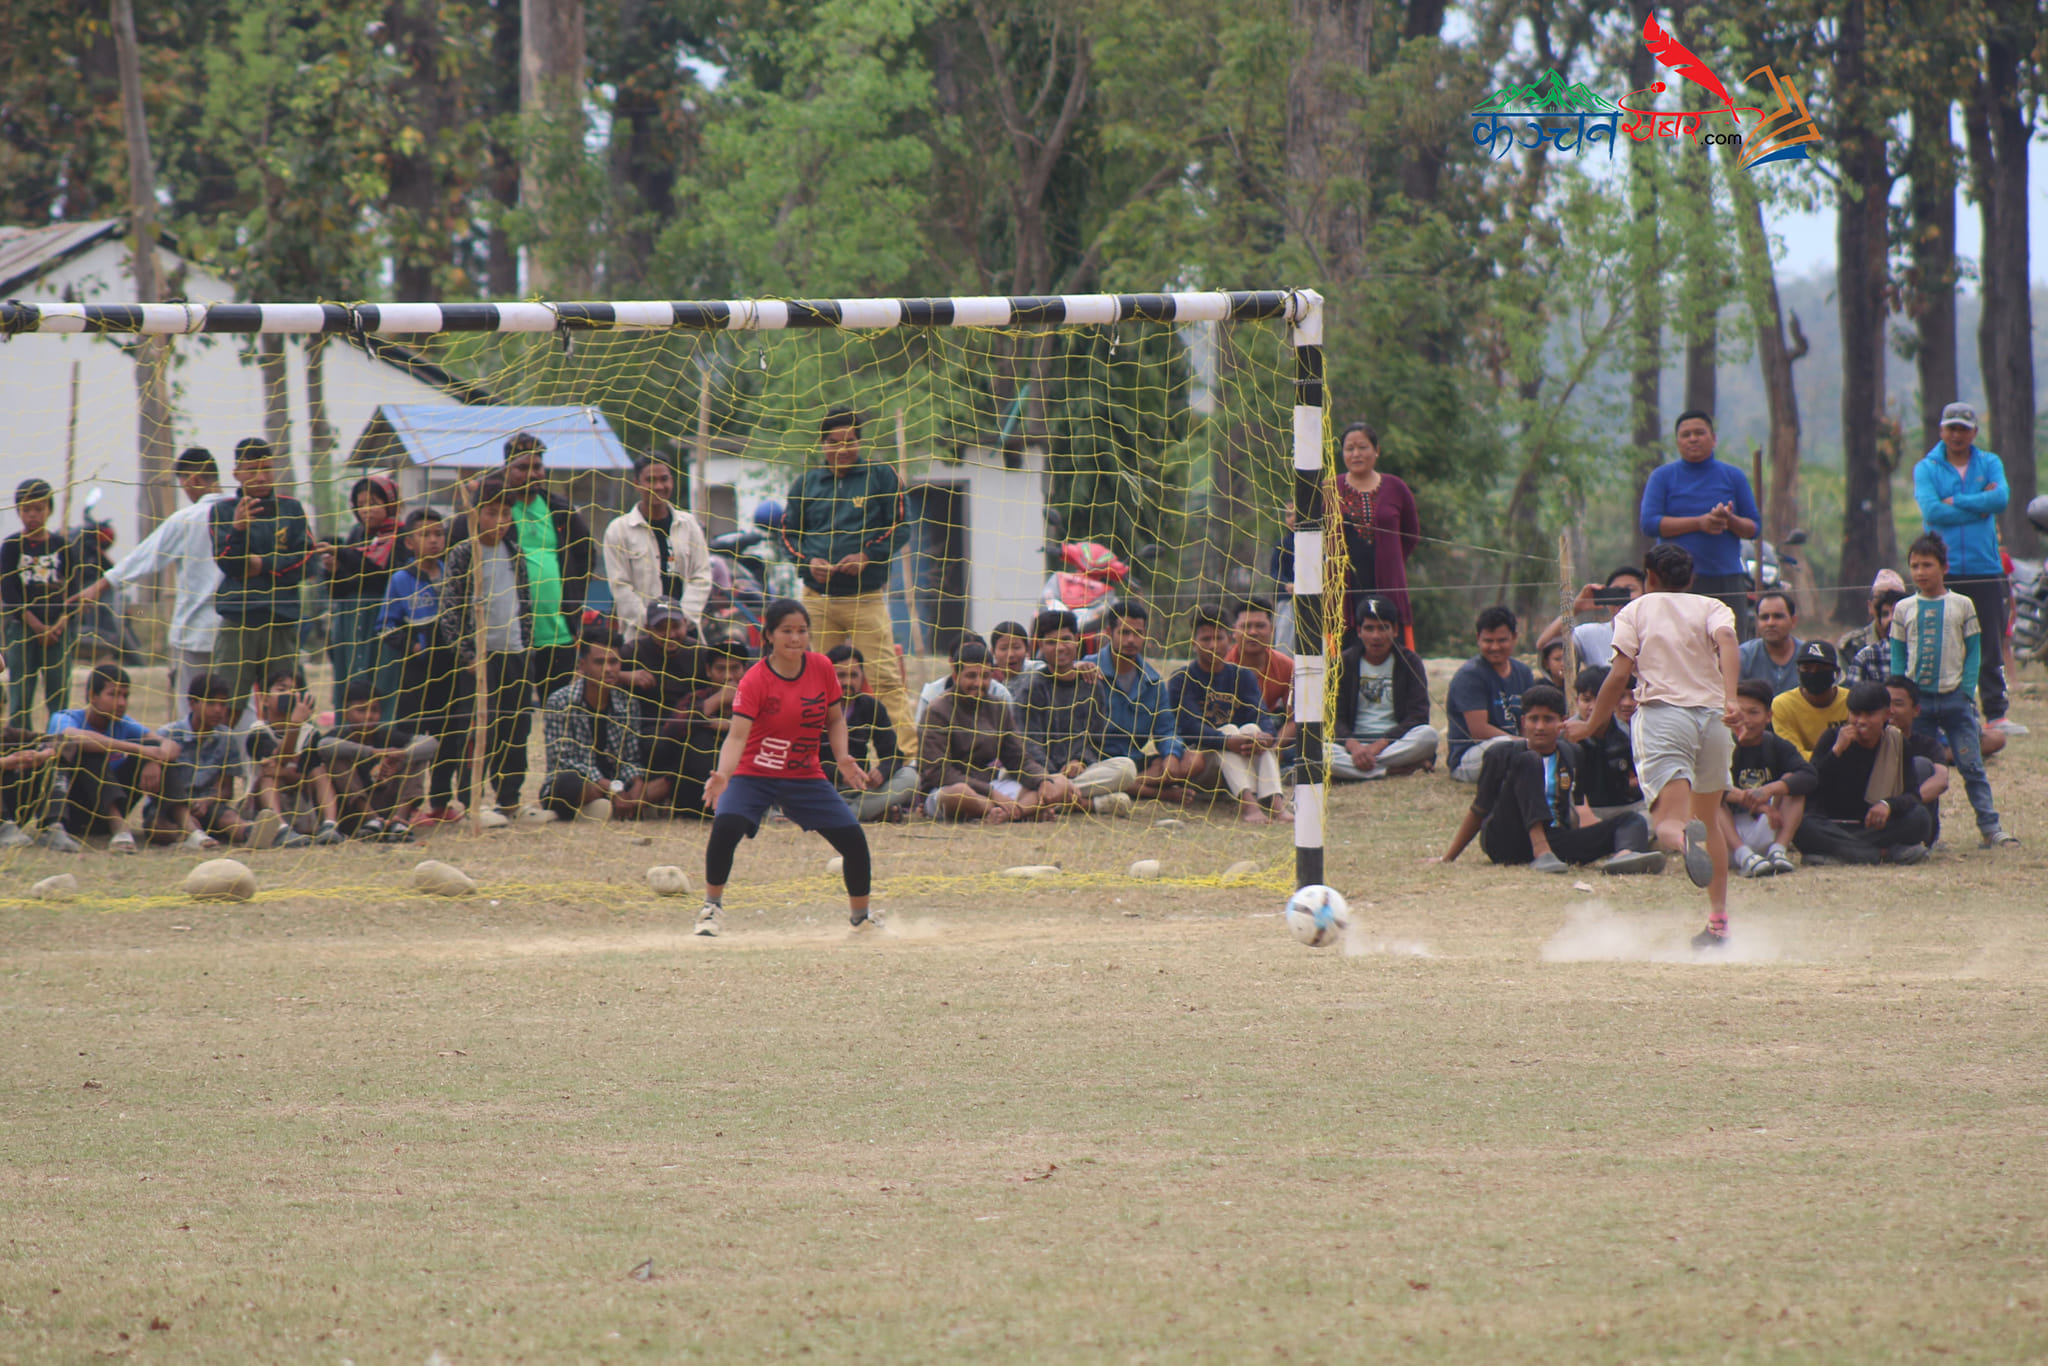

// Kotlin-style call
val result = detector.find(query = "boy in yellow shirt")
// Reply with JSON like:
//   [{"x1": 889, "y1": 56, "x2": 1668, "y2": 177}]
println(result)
[{"x1": 1770, "y1": 640, "x2": 1849, "y2": 758}]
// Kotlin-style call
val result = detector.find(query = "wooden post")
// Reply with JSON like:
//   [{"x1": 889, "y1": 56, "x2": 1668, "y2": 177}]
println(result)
[
  {"x1": 110, "y1": 0, "x2": 178, "y2": 541},
  {"x1": 60, "y1": 361, "x2": 80, "y2": 530},
  {"x1": 1752, "y1": 444, "x2": 1767, "y2": 612},
  {"x1": 694, "y1": 367, "x2": 711, "y2": 520},
  {"x1": 1557, "y1": 530, "x2": 1576, "y2": 685},
  {"x1": 467, "y1": 483, "x2": 489, "y2": 837},
  {"x1": 894, "y1": 407, "x2": 921, "y2": 655}
]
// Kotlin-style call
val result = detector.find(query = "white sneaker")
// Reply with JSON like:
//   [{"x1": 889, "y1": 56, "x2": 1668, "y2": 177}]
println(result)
[
  {"x1": 694, "y1": 903, "x2": 722, "y2": 937},
  {"x1": 0, "y1": 820, "x2": 30, "y2": 850},
  {"x1": 108, "y1": 831, "x2": 138, "y2": 855},
  {"x1": 579, "y1": 798, "x2": 613, "y2": 823},
  {"x1": 479, "y1": 809, "x2": 510, "y2": 830},
  {"x1": 517, "y1": 806, "x2": 557, "y2": 826},
  {"x1": 1090, "y1": 792, "x2": 1136, "y2": 818},
  {"x1": 1989, "y1": 717, "x2": 2029, "y2": 736},
  {"x1": 38, "y1": 825, "x2": 83, "y2": 854},
  {"x1": 248, "y1": 808, "x2": 281, "y2": 851}
]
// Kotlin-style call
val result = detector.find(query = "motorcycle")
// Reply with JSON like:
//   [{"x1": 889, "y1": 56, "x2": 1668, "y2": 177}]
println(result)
[
  {"x1": 700, "y1": 500, "x2": 792, "y2": 649},
  {"x1": 2009, "y1": 495, "x2": 2048, "y2": 663},
  {"x1": 1742, "y1": 528, "x2": 1807, "y2": 605},
  {"x1": 1040, "y1": 540, "x2": 1131, "y2": 651}
]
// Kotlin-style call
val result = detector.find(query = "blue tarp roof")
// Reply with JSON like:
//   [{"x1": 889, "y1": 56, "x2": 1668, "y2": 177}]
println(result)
[{"x1": 372, "y1": 404, "x2": 632, "y2": 470}]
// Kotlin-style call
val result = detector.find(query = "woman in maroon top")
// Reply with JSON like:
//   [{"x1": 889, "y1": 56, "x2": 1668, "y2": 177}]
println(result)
[{"x1": 1327, "y1": 422, "x2": 1421, "y2": 646}]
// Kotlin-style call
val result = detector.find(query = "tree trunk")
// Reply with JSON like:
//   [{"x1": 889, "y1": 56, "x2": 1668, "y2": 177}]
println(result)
[
  {"x1": 259, "y1": 334, "x2": 292, "y2": 464},
  {"x1": 1966, "y1": 7, "x2": 2039, "y2": 555},
  {"x1": 520, "y1": 0, "x2": 587, "y2": 296},
  {"x1": 1679, "y1": 19, "x2": 1717, "y2": 418},
  {"x1": 487, "y1": 0, "x2": 521, "y2": 296},
  {"x1": 1286, "y1": 0, "x2": 1371, "y2": 278},
  {"x1": 1832, "y1": 0, "x2": 1893, "y2": 599},
  {"x1": 109, "y1": 0, "x2": 178, "y2": 545},
  {"x1": 1907, "y1": 84, "x2": 1958, "y2": 454},
  {"x1": 387, "y1": 0, "x2": 456, "y2": 301},
  {"x1": 305, "y1": 336, "x2": 340, "y2": 533},
  {"x1": 1398, "y1": 0, "x2": 1448, "y2": 208},
  {"x1": 1626, "y1": 0, "x2": 1662, "y2": 551}
]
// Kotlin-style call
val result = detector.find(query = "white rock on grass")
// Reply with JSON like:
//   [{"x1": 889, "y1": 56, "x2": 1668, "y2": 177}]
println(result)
[
  {"x1": 412, "y1": 860, "x2": 477, "y2": 897},
  {"x1": 825, "y1": 855, "x2": 844, "y2": 875},
  {"x1": 30, "y1": 873, "x2": 79, "y2": 901},
  {"x1": 184, "y1": 858, "x2": 256, "y2": 903},
  {"x1": 646, "y1": 865, "x2": 691, "y2": 897},
  {"x1": 1127, "y1": 859, "x2": 1162, "y2": 880},
  {"x1": 1002, "y1": 865, "x2": 1061, "y2": 879},
  {"x1": 1221, "y1": 860, "x2": 1261, "y2": 881}
]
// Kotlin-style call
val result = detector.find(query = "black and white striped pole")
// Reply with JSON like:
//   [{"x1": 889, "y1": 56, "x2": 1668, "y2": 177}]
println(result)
[{"x1": 1288, "y1": 290, "x2": 1328, "y2": 891}]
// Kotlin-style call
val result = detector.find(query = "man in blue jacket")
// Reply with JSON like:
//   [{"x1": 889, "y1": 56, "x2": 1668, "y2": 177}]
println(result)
[
  {"x1": 1087, "y1": 602, "x2": 1199, "y2": 802},
  {"x1": 1913, "y1": 402, "x2": 2018, "y2": 732},
  {"x1": 1639, "y1": 410, "x2": 1760, "y2": 638}
]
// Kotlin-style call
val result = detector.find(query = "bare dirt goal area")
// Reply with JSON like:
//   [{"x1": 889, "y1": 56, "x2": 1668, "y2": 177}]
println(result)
[{"x1": 4, "y1": 695, "x2": 2048, "y2": 1362}]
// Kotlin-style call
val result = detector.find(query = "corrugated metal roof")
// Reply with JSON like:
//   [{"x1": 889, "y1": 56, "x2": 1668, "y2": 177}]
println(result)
[
  {"x1": 375, "y1": 404, "x2": 633, "y2": 469},
  {"x1": 0, "y1": 219, "x2": 124, "y2": 295}
]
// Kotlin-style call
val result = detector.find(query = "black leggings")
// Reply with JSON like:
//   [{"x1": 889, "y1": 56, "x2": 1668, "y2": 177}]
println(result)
[{"x1": 704, "y1": 813, "x2": 872, "y2": 898}]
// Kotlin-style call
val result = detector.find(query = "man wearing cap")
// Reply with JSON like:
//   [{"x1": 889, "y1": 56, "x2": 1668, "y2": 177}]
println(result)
[
  {"x1": 1913, "y1": 402, "x2": 2019, "y2": 733},
  {"x1": 1770, "y1": 641, "x2": 1851, "y2": 760},
  {"x1": 603, "y1": 454, "x2": 711, "y2": 644},
  {"x1": 1639, "y1": 410, "x2": 1761, "y2": 638},
  {"x1": 1329, "y1": 596, "x2": 1437, "y2": 781}
]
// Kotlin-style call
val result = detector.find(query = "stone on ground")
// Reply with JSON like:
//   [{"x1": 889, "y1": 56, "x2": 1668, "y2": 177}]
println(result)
[
  {"x1": 1127, "y1": 859, "x2": 1162, "y2": 880},
  {"x1": 646, "y1": 865, "x2": 691, "y2": 896},
  {"x1": 184, "y1": 858, "x2": 256, "y2": 903},
  {"x1": 412, "y1": 860, "x2": 477, "y2": 897},
  {"x1": 30, "y1": 873, "x2": 79, "y2": 901}
]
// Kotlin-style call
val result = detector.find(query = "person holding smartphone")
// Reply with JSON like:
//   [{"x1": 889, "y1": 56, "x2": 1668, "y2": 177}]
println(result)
[{"x1": 1534, "y1": 567, "x2": 1644, "y2": 670}]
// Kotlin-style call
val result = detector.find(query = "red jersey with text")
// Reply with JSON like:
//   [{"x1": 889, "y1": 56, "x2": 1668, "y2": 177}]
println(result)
[{"x1": 733, "y1": 652, "x2": 842, "y2": 778}]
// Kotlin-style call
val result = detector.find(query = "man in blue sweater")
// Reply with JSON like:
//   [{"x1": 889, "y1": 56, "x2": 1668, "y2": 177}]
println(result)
[
  {"x1": 1639, "y1": 410, "x2": 1761, "y2": 638},
  {"x1": 1087, "y1": 602, "x2": 1198, "y2": 802},
  {"x1": 1912, "y1": 401, "x2": 2018, "y2": 732}
]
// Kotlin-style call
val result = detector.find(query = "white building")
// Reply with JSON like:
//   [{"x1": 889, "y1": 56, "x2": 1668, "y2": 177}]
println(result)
[{"x1": 0, "y1": 219, "x2": 466, "y2": 545}]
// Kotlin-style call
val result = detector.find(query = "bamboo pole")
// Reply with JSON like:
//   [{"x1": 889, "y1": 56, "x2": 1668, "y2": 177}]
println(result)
[
  {"x1": 894, "y1": 407, "x2": 921, "y2": 656},
  {"x1": 694, "y1": 368, "x2": 712, "y2": 521},
  {"x1": 60, "y1": 361, "x2": 80, "y2": 530},
  {"x1": 1557, "y1": 530, "x2": 1576, "y2": 685},
  {"x1": 1752, "y1": 445, "x2": 1767, "y2": 618},
  {"x1": 466, "y1": 485, "x2": 488, "y2": 837}
]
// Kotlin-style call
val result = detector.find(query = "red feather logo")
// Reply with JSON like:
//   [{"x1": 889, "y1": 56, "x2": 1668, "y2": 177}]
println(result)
[{"x1": 1642, "y1": 12, "x2": 1733, "y2": 106}]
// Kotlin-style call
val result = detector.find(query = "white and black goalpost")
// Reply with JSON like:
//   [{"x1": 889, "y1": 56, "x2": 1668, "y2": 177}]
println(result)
[{"x1": 0, "y1": 287, "x2": 1332, "y2": 887}]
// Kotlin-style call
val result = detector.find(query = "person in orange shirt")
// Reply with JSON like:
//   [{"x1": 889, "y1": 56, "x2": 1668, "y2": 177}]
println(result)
[{"x1": 1224, "y1": 596, "x2": 1293, "y2": 714}]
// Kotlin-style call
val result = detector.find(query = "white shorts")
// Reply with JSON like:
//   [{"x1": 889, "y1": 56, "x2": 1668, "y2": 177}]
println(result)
[
  {"x1": 923, "y1": 776, "x2": 1023, "y2": 817},
  {"x1": 1731, "y1": 809, "x2": 1774, "y2": 854},
  {"x1": 1631, "y1": 702, "x2": 1731, "y2": 800}
]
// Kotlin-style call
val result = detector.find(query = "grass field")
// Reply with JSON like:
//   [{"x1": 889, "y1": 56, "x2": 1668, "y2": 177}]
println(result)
[{"x1": 5, "y1": 682, "x2": 2048, "y2": 1362}]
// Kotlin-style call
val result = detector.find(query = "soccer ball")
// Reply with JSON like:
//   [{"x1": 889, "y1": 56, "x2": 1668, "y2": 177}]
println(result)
[{"x1": 1284, "y1": 884, "x2": 1351, "y2": 949}]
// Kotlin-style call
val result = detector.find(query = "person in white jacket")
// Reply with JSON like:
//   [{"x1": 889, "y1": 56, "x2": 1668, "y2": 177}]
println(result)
[
  {"x1": 69, "y1": 447, "x2": 229, "y2": 719},
  {"x1": 603, "y1": 455, "x2": 712, "y2": 642}
]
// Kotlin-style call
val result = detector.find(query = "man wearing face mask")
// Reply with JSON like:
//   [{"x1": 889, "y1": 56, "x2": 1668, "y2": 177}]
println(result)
[{"x1": 1769, "y1": 640, "x2": 1850, "y2": 760}]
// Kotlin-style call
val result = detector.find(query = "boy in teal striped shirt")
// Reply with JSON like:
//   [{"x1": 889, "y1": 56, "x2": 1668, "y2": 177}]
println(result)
[{"x1": 1891, "y1": 534, "x2": 2016, "y2": 847}]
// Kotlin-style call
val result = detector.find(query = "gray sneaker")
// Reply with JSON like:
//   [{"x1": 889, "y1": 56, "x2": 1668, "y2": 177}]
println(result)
[
  {"x1": 1602, "y1": 849, "x2": 1667, "y2": 876},
  {"x1": 1890, "y1": 843, "x2": 1930, "y2": 865},
  {"x1": 38, "y1": 824, "x2": 83, "y2": 854},
  {"x1": 1530, "y1": 851, "x2": 1570, "y2": 874},
  {"x1": 1681, "y1": 819, "x2": 1713, "y2": 888},
  {"x1": 1737, "y1": 852, "x2": 1775, "y2": 879},
  {"x1": 850, "y1": 904, "x2": 881, "y2": 928},
  {"x1": 312, "y1": 820, "x2": 344, "y2": 846},
  {"x1": 0, "y1": 820, "x2": 30, "y2": 850},
  {"x1": 276, "y1": 828, "x2": 313, "y2": 850},
  {"x1": 694, "y1": 903, "x2": 722, "y2": 937},
  {"x1": 1767, "y1": 846, "x2": 1797, "y2": 875}
]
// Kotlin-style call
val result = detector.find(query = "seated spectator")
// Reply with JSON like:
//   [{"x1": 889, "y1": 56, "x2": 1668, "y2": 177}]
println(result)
[
  {"x1": 438, "y1": 473, "x2": 536, "y2": 825},
  {"x1": 1446, "y1": 605, "x2": 1535, "y2": 783},
  {"x1": 1792, "y1": 682, "x2": 1936, "y2": 865},
  {"x1": 1891, "y1": 532, "x2": 2016, "y2": 847},
  {"x1": 1329, "y1": 595, "x2": 1436, "y2": 782},
  {"x1": 914, "y1": 633, "x2": 1014, "y2": 727},
  {"x1": 1090, "y1": 602, "x2": 1200, "y2": 799},
  {"x1": 1837, "y1": 568, "x2": 1909, "y2": 657},
  {"x1": 1225, "y1": 596, "x2": 1294, "y2": 713},
  {"x1": 1168, "y1": 605, "x2": 1286, "y2": 824},
  {"x1": 919, "y1": 641, "x2": 1070, "y2": 822},
  {"x1": 142, "y1": 671, "x2": 279, "y2": 849},
  {"x1": 1010, "y1": 608, "x2": 1139, "y2": 816},
  {"x1": 825, "y1": 643, "x2": 917, "y2": 820},
  {"x1": 1571, "y1": 665, "x2": 1641, "y2": 818},
  {"x1": 1885, "y1": 676, "x2": 1951, "y2": 846},
  {"x1": 1770, "y1": 641, "x2": 1850, "y2": 759},
  {"x1": 1721, "y1": 679, "x2": 1812, "y2": 878},
  {"x1": 317, "y1": 680, "x2": 435, "y2": 839},
  {"x1": 988, "y1": 620, "x2": 1040, "y2": 681},
  {"x1": 0, "y1": 723, "x2": 55, "y2": 848},
  {"x1": 37, "y1": 663, "x2": 176, "y2": 853},
  {"x1": 1437, "y1": 684, "x2": 1662, "y2": 873},
  {"x1": 1534, "y1": 566, "x2": 1644, "y2": 668},
  {"x1": 1845, "y1": 588, "x2": 1910, "y2": 686},
  {"x1": 1739, "y1": 591, "x2": 1803, "y2": 696},
  {"x1": 539, "y1": 626, "x2": 648, "y2": 822},
  {"x1": 245, "y1": 669, "x2": 342, "y2": 845},
  {"x1": 380, "y1": 508, "x2": 470, "y2": 824},
  {"x1": 617, "y1": 598, "x2": 708, "y2": 812},
  {"x1": 1539, "y1": 639, "x2": 1568, "y2": 690}
]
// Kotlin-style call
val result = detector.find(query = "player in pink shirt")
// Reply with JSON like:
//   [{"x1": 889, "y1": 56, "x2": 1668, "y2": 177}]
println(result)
[{"x1": 697, "y1": 598, "x2": 877, "y2": 937}]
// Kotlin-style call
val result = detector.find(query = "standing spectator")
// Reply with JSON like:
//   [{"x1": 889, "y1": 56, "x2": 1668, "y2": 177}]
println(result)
[
  {"x1": 472, "y1": 431, "x2": 593, "y2": 709},
  {"x1": 777, "y1": 408, "x2": 916, "y2": 750},
  {"x1": 919, "y1": 641, "x2": 1068, "y2": 823},
  {"x1": 1638, "y1": 410, "x2": 1761, "y2": 636},
  {"x1": 1168, "y1": 606, "x2": 1287, "y2": 824},
  {"x1": 1535, "y1": 567, "x2": 1645, "y2": 669},
  {"x1": 823, "y1": 644, "x2": 917, "y2": 821},
  {"x1": 1836, "y1": 569, "x2": 1910, "y2": 658},
  {"x1": 1721, "y1": 679, "x2": 1811, "y2": 878},
  {"x1": 1793, "y1": 683, "x2": 1936, "y2": 865},
  {"x1": 1571, "y1": 665, "x2": 1641, "y2": 819},
  {"x1": 1890, "y1": 533, "x2": 2016, "y2": 847},
  {"x1": 1327, "y1": 421, "x2": 1422, "y2": 642},
  {"x1": 380, "y1": 509, "x2": 468, "y2": 823},
  {"x1": 1011, "y1": 608, "x2": 1139, "y2": 815},
  {"x1": 142, "y1": 672, "x2": 274, "y2": 849},
  {"x1": 3, "y1": 477, "x2": 80, "y2": 731},
  {"x1": 37, "y1": 663, "x2": 176, "y2": 853},
  {"x1": 1738, "y1": 591, "x2": 1803, "y2": 695},
  {"x1": 439, "y1": 476, "x2": 534, "y2": 826},
  {"x1": 1445, "y1": 605, "x2": 1535, "y2": 783},
  {"x1": 325, "y1": 473, "x2": 405, "y2": 711},
  {"x1": 1570, "y1": 544, "x2": 1742, "y2": 948},
  {"x1": 70, "y1": 447, "x2": 229, "y2": 717},
  {"x1": 209, "y1": 439, "x2": 315, "y2": 713},
  {"x1": 1329, "y1": 596, "x2": 1436, "y2": 782},
  {"x1": 604, "y1": 454, "x2": 712, "y2": 644},
  {"x1": 1912, "y1": 401, "x2": 2019, "y2": 733},
  {"x1": 1089, "y1": 602, "x2": 1200, "y2": 800},
  {"x1": 1770, "y1": 642, "x2": 1851, "y2": 760},
  {"x1": 538, "y1": 625, "x2": 648, "y2": 822},
  {"x1": 1225, "y1": 597, "x2": 1293, "y2": 713}
]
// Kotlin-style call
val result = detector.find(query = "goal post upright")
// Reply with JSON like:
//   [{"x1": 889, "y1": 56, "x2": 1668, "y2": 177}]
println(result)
[{"x1": 1287, "y1": 289, "x2": 1328, "y2": 892}]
